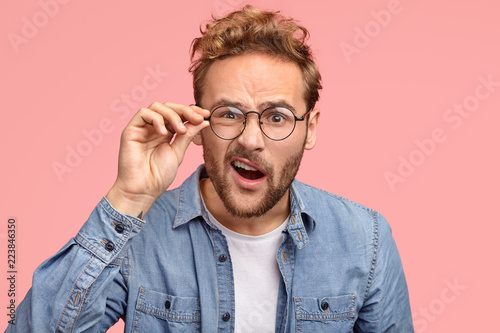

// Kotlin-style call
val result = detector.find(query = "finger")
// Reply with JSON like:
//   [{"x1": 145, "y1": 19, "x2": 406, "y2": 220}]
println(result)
[
  {"x1": 165, "y1": 122, "x2": 177, "y2": 136},
  {"x1": 188, "y1": 104, "x2": 211, "y2": 118},
  {"x1": 171, "y1": 120, "x2": 210, "y2": 163},
  {"x1": 128, "y1": 107, "x2": 168, "y2": 136},
  {"x1": 162, "y1": 102, "x2": 209, "y2": 125},
  {"x1": 146, "y1": 102, "x2": 188, "y2": 135}
]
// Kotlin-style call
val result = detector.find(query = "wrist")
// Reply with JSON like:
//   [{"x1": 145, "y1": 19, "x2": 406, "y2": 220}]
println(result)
[{"x1": 106, "y1": 185, "x2": 157, "y2": 218}]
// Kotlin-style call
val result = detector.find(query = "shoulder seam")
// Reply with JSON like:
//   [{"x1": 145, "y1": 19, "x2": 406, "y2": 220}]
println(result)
[{"x1": 297, "y1": 182, "x2": 378, "y2": 214}]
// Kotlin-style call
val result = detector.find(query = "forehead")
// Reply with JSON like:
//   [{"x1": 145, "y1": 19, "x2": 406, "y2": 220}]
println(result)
[{"x1": 201, "y1": 53, "x2": 306, "y2": 111}]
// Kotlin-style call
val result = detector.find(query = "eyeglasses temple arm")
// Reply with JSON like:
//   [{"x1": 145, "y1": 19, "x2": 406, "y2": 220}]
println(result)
[{"x1": 296, "y1": 109, "x2": 313, "y2": 121}]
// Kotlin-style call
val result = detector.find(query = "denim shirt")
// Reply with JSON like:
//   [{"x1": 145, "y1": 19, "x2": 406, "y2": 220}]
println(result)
[{"x1": 8, "y1": 165, "x2": 413, "y2": 332}]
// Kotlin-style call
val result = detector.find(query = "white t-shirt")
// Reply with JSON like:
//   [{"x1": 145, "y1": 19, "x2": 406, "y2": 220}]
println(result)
[{"x1": 205, "y1": 208, "x2": 288, "y2": 332}]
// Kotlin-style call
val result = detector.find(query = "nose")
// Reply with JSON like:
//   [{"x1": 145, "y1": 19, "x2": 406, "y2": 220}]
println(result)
[{"x1": 236, "y1": 111, "x2": 265, "y2": 151}]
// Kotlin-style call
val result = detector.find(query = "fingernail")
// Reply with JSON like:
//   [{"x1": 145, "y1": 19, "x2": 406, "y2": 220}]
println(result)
[{"x1": 179, "y1": 122, "x2": 186, "y2": 130}]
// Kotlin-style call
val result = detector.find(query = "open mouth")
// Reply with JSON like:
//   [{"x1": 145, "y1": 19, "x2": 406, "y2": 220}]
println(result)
[{"x1": 232, "y1": 160, "x2": 265, "y2": 180}]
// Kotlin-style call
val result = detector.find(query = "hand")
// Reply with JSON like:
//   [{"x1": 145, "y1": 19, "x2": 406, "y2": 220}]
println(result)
[{"x1": 106, "y1": 102, "x2": 210, "y2": 217}]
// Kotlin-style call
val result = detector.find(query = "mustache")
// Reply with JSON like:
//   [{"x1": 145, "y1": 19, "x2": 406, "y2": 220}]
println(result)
[{"x1": 224, "y1": 146, "x2": 273, "y2": 176}]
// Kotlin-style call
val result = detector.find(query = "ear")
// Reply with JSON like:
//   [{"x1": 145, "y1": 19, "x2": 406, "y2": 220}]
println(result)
[
  {"x1": 192, "y1": 130, "x2": 203, "y2": 146},
  {"x1": 304, "y1": 109, "x2": 320, "y2": 150}
]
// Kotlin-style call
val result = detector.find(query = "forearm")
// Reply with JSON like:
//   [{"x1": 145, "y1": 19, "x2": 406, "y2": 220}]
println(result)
[{"x1": 6, "y1": 198, "x2": 145, "y2": 332}]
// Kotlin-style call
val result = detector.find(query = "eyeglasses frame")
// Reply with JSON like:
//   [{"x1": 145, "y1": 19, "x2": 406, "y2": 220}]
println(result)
[{"x1": 202, "y1": 105, "x2": 313, "y2": 141}]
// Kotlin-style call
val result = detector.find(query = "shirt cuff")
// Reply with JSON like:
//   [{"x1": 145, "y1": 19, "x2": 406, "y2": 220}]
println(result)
[{"x1": 75, "y1": 197, "x2": 146, "y2": 264}]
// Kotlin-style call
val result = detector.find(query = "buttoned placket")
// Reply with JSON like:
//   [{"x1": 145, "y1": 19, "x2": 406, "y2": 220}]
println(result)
[{"x1": 211, "y1": 228, "x2": 235, "y2": 332}]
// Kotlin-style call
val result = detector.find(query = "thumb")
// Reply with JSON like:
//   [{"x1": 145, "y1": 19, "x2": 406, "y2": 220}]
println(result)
[{"x1": 171, "y1": 120, "x2": 209, "y2": 164}]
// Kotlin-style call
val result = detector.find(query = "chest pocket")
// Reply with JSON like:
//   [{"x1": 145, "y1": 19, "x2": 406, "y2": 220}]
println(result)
[
  {"x1": 133, "y1": 287, "x2": 201, "y2": 333},
  {"x1": 294, "y1": 294, "x2": 356, "y2": 332}
]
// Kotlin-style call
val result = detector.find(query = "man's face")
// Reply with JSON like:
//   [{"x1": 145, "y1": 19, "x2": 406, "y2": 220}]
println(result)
[{"x1": 196, "y1": 53, "x2": 319, "y2": 218}]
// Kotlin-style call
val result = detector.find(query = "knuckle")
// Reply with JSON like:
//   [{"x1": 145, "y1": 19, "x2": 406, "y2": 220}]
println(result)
[
  {"x1": 121, "y1": 126, "x2": 134, "y2": 140},
  {"x1": 163, "y1": 102, "x2": 179, "y2": 112},
  {"x1": 149, "y1": 101, "x2": 162, "y2": 109}
]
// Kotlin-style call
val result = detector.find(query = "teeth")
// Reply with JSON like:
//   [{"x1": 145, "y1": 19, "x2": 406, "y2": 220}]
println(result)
[{"x1": 233, "y1": 160, "x2": 258, "y2": 171}]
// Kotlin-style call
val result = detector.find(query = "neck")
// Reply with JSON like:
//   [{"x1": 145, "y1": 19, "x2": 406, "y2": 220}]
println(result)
[{"x1": 200, "y1": 178, "x2": 290, "y2": 236}]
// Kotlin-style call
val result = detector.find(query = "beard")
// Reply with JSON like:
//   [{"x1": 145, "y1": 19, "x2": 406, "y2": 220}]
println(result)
[{"x1": 202, "y1": 141, "x2": 305, "y2": 219}]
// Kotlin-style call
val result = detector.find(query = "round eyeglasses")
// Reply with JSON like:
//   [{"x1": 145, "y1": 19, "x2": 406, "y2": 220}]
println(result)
[{"x1": 204, "y1": 105, "x2": 311, "y2": 141}]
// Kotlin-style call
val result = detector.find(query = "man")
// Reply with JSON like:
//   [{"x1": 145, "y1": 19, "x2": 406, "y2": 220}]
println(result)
[{"x1": 8, "y1": 5, "x2": 413, "y2": 332}]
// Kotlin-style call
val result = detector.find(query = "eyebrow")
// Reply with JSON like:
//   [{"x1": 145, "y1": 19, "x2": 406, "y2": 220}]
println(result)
[{"x1": 209, "y1": 98, "x2": 298, "y2": 113}]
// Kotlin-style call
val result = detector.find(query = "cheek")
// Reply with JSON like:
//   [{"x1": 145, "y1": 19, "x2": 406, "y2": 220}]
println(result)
[
  {"x1": 202, "y1": 134, "x2": 230, "y2": 161},
  {"x1": 269, "y1": 143, "x2": 294, "y2": 165},
  {"x1": 201, "y1": 130, "x2": 217, "y2": 151},
  {"x1": 269, "y1": 140, "x2": 305, "y2": 171},
  {"x1": 280, "y1": 133, "x2": 306, "y2": 153}
]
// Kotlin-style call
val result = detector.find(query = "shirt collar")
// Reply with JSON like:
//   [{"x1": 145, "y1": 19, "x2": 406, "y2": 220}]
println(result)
[
  {"x1": 173, "y1": 165, "x2": 208, "y2": 228},
  {"x1": 173, "y1": 164, "x2": 316, "y2": 249}
]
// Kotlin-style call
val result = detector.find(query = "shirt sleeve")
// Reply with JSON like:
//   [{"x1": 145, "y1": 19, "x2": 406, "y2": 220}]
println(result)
[
  {"x1": 354, "y1": 213, "x2": 415, "y2": 333},
  {"x1": 6, "y1": 197, "x2": 145, "y2": 332}
]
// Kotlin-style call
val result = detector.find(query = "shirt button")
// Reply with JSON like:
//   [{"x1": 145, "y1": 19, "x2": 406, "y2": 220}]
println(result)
[
  {"x1": 115, "y1": 224, "x2": 125, "y2": 234},
  {"x1": 165, "y1": 300, "x2": 171, "y2": 310},
  {"x1": 321, "y1": 301, "x2": 329, "y2": 310},
  {"x1": 222, "y1": 312, "x2": 231, "y2": 322},
  {"x1": 218, "y1": 254, "x2": 227, "y2": 262},
  {"x1": 104, "y1": 241, "x2": 115, "y2": 252}
]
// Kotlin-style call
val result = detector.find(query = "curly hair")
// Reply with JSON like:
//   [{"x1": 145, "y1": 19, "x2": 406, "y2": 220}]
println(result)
[{"x1": 189, "y1": 5, "x2": 322, "y2": 111}]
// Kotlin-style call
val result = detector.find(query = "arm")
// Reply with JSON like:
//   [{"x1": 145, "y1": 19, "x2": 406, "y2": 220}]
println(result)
[
  {"x1": 354, "y1": 213, "x2": 414, "y2": 333},
  {"x1": 7, "y1": 199, "x2": 142, "y2": 332},
  {"x1": 6, "y1": 102, "x2": 210, "y2": 332}
]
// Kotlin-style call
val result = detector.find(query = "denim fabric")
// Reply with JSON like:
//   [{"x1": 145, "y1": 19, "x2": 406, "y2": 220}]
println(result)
[{"x1": 7, "y1": 165, "x2": 413, "y2": 332}]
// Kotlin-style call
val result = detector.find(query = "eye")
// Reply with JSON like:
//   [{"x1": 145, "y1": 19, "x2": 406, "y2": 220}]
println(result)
[
  {"x1": 269, "y1": 113, "x2": 286, "y2": 123},
  {"x1": 220, "y1": 111, "x2": 238, "y2": 119},
  {"x1": 212, "y1": 106, "x2": 244, "y2": 121},
  {"x1": 263, "y1": 108, "x2": 292, "y2": 125}
]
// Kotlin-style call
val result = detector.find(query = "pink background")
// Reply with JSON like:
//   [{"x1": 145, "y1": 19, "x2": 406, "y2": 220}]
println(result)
[{"x1": 2, "y1": 0, "x2": 499, "y2": 331}]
